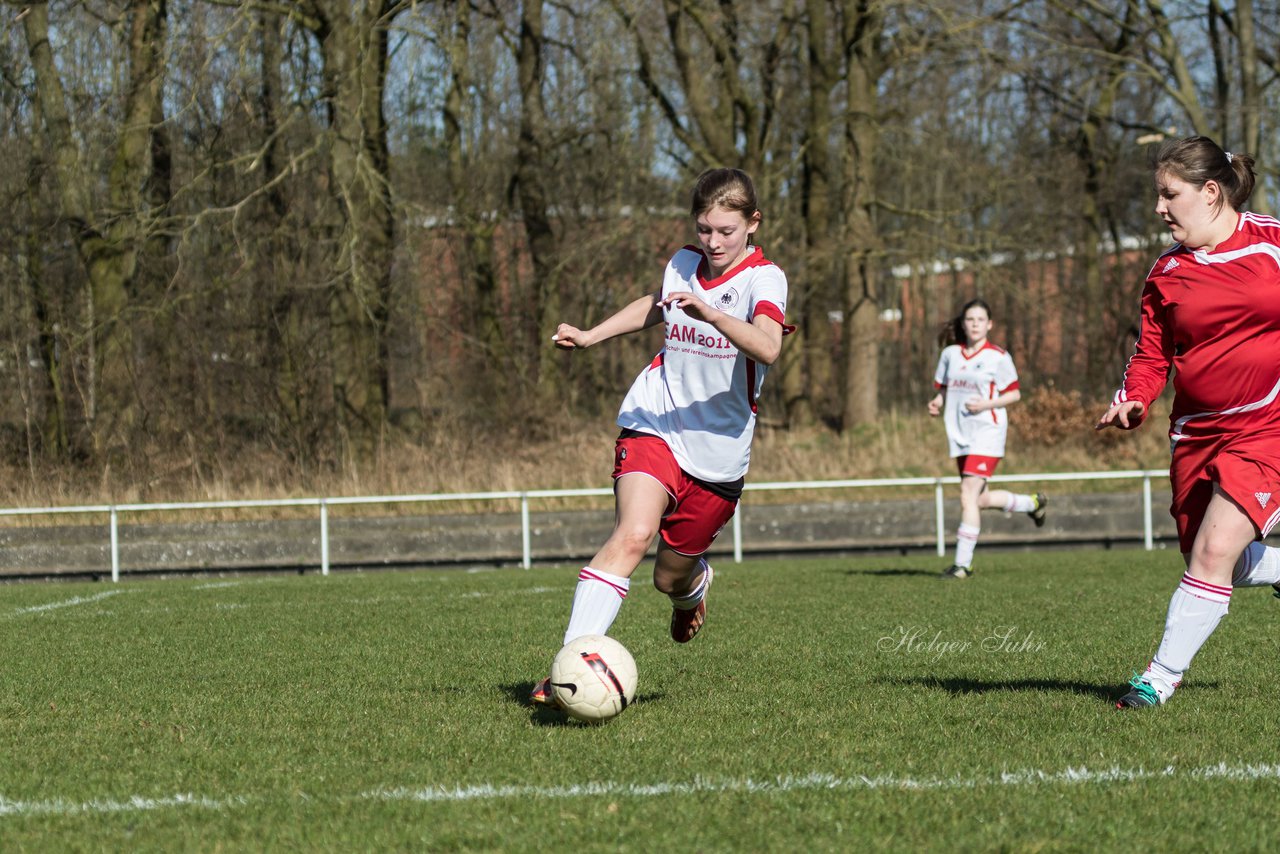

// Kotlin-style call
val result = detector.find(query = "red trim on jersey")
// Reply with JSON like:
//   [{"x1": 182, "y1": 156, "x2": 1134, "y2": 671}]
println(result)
[
  {"x1": 999, "y1": 380, "x2": 1020, "y2": 394},
  {"x1": 647, "y1": 352, "x2": 663, "y2": 371},
  {"x1": 753, "y1": 301, "x2": 796, "y2": 335},
  {"x1": 685, "y1": 244, "x2": 776, "y2": 289},
  {"x1": 960, "y1": 341, "x2": 1006, "y2": 361}
]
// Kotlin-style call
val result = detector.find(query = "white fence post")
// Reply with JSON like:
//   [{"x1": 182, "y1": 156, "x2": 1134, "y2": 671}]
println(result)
[
  {"x1": 1142, "y1": 474, "x2": 1153, "y2": 551},
  {"x1": 733, "y1": 505, "x2": 743, "y2": 564},
  {"x1": 935, "y1": 480, "x2": 946, "y2": 557},
  {"x1": 320, "y1": 500, "x2": 330, "y2": 576},
  {"x1": 110, "y1": 507, "x2": 120, "y2": 582},
  {"x1": 521, "y1": 493, "x2": 531, "y2": 569}
]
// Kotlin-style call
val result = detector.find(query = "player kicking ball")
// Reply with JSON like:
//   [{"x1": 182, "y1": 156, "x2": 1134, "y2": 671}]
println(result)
[
  {"x1": 530, "y1": 168, "x2": 791, "y2": 708},
  {"x1": 927, "y1": 298, "x2": 1048, "y2": 580},
  {"x1": 1098, "y1": 136, "x2": 1280, "y2": 710}
]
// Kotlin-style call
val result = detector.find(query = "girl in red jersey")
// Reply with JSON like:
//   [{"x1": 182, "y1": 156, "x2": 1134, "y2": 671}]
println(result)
[
  {"x1": 530, "y1": 168, "x2": 790, "y2": 708},
  {"x1": 1098, "y1": 136, "x2": 1280, "y2": 710},
  {"x1": 928, "y1": 298, "x2": 1047, "y2": 580}
]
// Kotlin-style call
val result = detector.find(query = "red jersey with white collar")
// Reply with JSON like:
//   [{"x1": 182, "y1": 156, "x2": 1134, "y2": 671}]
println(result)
[
  {"x1": 933, "y1": 342, "x2": 1020, "y2": 458},
  {"x1": 1113, "y1": 212, "x2": 1280, "y2": 445},
  {"x1": 616, "y1": 244, "x2": 788, "y2": 483}
]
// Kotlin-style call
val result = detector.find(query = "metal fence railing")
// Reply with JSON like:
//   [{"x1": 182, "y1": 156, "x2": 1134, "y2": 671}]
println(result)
[{"x1": 0, "y1": 470, "x2": 1169, "y2": 581}]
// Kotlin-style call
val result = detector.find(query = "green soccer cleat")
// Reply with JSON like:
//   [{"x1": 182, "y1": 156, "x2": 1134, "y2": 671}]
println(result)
[
  {"x1": 940, "y1": 564, "x2": 973, "y2": 580},
  {"x1": 1029, "y1": 493, "x2": 1048, "y2": 528},
  {"x1": 1115, "y1": 674, "x2": 1161, "y2": 710}
]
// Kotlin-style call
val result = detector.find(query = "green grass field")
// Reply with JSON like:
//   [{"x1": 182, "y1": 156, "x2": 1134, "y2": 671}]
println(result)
[{"x1": 3, "y1": 549, "x2": 1280, "y2": 851}]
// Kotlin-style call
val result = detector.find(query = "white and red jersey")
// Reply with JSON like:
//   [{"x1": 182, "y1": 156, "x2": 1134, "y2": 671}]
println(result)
[
  {"x1": 933, "y1": 342, "x2": 1020, "y2": 458},
  {"x1": 616, "y1": 244, "x2": 788, "y2": 483},
  {"x1": 1113, "y1": 212, "x2": 1280, "y2": 445}
]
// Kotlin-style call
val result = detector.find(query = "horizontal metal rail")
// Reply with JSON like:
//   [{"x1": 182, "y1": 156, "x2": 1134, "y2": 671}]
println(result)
[{"x1": 0, "y1": 470, "x2": 1170, "y2": 581}]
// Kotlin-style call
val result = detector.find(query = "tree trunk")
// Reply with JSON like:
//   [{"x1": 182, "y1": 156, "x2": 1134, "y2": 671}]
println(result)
[{"x1": 22, "y1": 0, "x2": 168, "y2": 454}]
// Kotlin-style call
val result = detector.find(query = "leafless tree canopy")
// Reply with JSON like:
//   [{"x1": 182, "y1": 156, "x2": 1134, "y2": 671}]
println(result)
[{"x1": 1, "y1": 0, "x2": 1276, "y2": 478}]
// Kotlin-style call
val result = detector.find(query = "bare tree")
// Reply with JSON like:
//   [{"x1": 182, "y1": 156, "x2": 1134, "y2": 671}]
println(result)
[{"x1": 21, "y1": 0, "x2": 169, "y2": 454}]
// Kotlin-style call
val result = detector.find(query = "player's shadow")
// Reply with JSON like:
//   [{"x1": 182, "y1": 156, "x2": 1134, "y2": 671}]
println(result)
[
  {"x1": 842, "y1": 567, "x2": 939, "y2": 578},
  {"x1": 883, "y1": 675, "x2": 1125, "y2": 702},
  {"x1": 501, "y1": 682, "x2": 666, "y2": 727},
  {"x1": 887, "y1": 675, "x2": 1221, "y2": 703}
]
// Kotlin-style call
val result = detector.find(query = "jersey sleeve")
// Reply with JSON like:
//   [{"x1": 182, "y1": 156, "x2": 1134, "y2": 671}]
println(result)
[
  {"x1": 933, "y1": 349, "x2": 950, "y2": 389},
  {"x1": 1113, "y1": 277, "x2": 1173, "y2": 425},
  {"x1": 995, "y1": 351, "x2": 1019, "y2": 394},
  {"x1": 748, "y1": 265, "x2": 788, "y2": 325}
]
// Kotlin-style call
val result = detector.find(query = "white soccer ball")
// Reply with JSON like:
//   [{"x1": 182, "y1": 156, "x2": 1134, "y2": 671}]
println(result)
[{"x1": 550, "y1": 634, "x2": 638, "y2": 723}]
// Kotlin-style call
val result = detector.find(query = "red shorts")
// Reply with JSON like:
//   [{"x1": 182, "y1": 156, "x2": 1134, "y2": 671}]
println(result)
[
  {"x1": 1170, "y1": 431, "x2": 1280, "y2": 552},
  {"x1": 956, "y1": 455, "x2": 1001, "y2": 479},
  {"x1": 612, "y1": 433, "x2": 739, "y2": 556}
]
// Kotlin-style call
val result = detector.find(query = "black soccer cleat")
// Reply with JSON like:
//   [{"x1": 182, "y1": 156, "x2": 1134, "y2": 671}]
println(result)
[{"x1": 1029, "y1": 493, "x2": 1048, "y2": 528}]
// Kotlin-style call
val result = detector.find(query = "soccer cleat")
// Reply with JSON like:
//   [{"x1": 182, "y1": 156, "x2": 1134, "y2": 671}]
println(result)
[
  {"x1": 1115, "y1": 674, "x2": 1161, "y2": 710},
  {"x1": 1029, "y1": 493, "x2": 1048, "y2": 527},
  {"x1": 940, "y1": 564, "x2": 973, "y2": 580},
  {"x1": 670, "y1": 565, "x2": 713, "y2": 643},
  {"x1": 530, "y1": 676, "x2": 561, "y2": 709}
]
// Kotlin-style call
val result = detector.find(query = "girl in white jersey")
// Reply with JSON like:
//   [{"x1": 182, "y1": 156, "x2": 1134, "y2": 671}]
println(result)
[
  {"x1": 531, "y1": 168, "x2": 790, "y2": 709},
  {"x1": 928, "y1": 298, "x2": 1047, "y2": 579}
]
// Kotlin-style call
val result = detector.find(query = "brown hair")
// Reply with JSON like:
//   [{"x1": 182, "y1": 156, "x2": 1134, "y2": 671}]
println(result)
[
  {"x1": 939, "y1": 298, "x2": 992, "y2": 347},
  {"x1": 690, "y1": 168, "x2": 760, "y2": 220},
  {"x1": 1154, "y1": 136, "x2": 1257, "y2": 211}
]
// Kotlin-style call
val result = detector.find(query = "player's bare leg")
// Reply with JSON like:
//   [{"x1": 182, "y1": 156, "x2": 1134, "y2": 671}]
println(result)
[
  {"x1": 1118, "y1": 487, "x2": 1255, "y2": 709},
  {"x1": 654, "y1": 543, "x2": 712, "y2": 642},
  {"x1": 980, "y1": 487, "x2": 1047, "y2": 526},
  {"x1": 534, "y1": 474, "x2": 669, "y2": 706},
  {"x1": 943, "y1": 476, "x2": 987, "y2": 579}
]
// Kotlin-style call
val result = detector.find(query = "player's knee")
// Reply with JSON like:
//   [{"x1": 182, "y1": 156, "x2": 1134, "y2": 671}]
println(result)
[
  {"x1": 610, "y1": 525, "x2": 657, "y2": 559},
  {"x1": 1191, "y1": 533, "x2": 1247, "y2": 578}
]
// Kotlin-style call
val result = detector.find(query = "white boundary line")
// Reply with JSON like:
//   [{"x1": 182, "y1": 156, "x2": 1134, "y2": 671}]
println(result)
[
  {"x1": 11, "y1": 590, "x2": 129, "y2": 615},
  {"x1": 3, "y1": 762, "x2": 1280, "y2": 818}
]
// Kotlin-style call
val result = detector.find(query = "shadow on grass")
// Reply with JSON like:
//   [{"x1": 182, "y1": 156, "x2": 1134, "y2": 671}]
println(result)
[
  {"x1": 843, "y1": 567, "x2": 940, "y2": 578},
  {"x1": 880, "y1": 675, "x2": 1227, "y2": 703},
  {"x1": 502, "y1": 682, "x2": 665, "y2": 727}
]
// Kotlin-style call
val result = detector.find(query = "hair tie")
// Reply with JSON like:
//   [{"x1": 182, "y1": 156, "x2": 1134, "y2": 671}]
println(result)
[{"x1": 1226, "y1": 151, "x2": 1234, "y2": 163}]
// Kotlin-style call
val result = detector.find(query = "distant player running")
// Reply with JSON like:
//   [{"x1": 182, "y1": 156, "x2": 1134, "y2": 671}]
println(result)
[
  {"x1": 530, "y1": 168, "x2": 791, "y2": 707},
  {"x1": 1099, "y1": 136, "x2": 1280, "y2": 710},
  {"x1": 928, "y1": 298, "x2": 1047, "y2": 580}
]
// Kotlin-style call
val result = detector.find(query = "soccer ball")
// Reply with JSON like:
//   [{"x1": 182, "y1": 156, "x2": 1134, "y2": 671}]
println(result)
[{"x1": 549, "y1": 634, "x2": 638, "y2": 723}]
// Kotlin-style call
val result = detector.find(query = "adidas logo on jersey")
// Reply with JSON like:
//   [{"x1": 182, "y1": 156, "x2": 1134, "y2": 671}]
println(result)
[
  {"x1": 1162, "y1": 257, "x2": 1180, "y2": 274},
  {"x1": 1256, "y1": 492, "x2": 1272, "y2": 509}
]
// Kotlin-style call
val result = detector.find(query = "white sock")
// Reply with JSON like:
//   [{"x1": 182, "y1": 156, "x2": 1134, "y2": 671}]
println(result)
[
  {"x1": 670, "y1": 558, "x2": 711, "y2": 610},
  {"x1": 563, "y1": 567, "x2": 630, "y2": 644},
  {"x1": 1145, "y1": 573, "x2": 1231, "y2": 700},
  {"x1": 1003, "y1": 493, "x2": 1036, "y2": 513},
  {"x1": 1231, "y1": 542, "x2": 1280, "y2": 587},
  {"x1": 954, "y1": 523, "x2": 980, "y2": 568}
]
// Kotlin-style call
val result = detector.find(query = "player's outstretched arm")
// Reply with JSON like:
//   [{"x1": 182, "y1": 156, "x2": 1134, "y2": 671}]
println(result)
[
  {"x1": 552, "y1": 292, "x2": 663, "y2": 350},
  {"x1": 1096, "y1": 399, "x2": 1146, "y2": 431}
]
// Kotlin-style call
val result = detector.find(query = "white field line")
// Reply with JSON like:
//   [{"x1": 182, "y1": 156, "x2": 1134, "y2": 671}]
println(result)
[
  {"x1": 0, "y1": 793, "x2": 235, "y2": 817},
  {"x1": 11, "y1": 590, "x2": 130, "y2": 615},
  {"x1": 459, "y1": 586, "x2": 560, "y2": 599},
  {"x1": 4, "y1": 762, "x2": 1280, "y2": 819}
]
